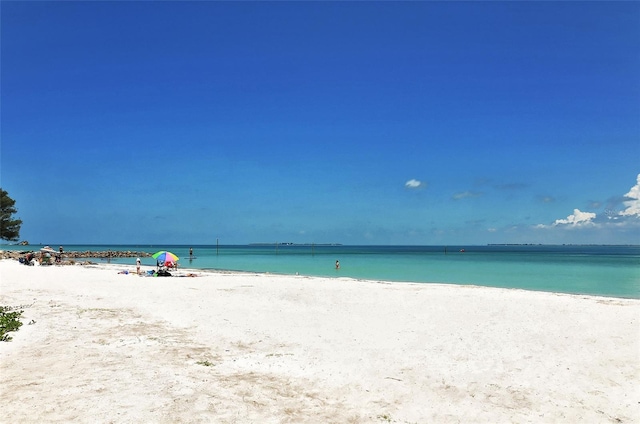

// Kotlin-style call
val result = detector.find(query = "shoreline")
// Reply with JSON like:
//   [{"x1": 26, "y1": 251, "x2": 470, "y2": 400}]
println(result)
[
  {"x1": 3, "y1": 246, "x2": 638, "y2": 300},
  {"x1": 23, "y1": 258, "x2": 640, "y2": 301},
  {"x1": 86, "y1": 261, "x2": 640, "y2": 301},
  {"x1": 38, "y1": 260, "x2": 639, "y2": 301},
  {"x1": 1, "y1": 259, "x2": 638, "y2": 422}
]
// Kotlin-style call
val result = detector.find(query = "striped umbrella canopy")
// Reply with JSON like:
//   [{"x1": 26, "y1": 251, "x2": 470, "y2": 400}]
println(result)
[{"x1": 152, "y1": 251, "x2": 179, "y2": 264}]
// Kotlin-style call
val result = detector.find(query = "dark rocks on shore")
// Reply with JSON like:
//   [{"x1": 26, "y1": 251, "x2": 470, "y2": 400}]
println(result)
[
  {"x1": 61, "y1": 251, "x2": 153, "y2": 259},
  {"x1": 0, "y1": 250, "x2": 152, "y2": 261}
]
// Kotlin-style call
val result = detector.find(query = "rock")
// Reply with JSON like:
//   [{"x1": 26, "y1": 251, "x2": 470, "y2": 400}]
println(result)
[{"x1": 0, "y1": 250, "x2": 152, "y2": 261}]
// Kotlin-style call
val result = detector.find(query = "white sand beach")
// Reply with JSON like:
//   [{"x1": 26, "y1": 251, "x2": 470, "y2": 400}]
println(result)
[{"x1": 0, "y1": 259, "x2": 638, "y2": 423}]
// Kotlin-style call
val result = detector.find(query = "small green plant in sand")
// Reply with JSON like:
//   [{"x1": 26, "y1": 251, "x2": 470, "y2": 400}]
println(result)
[
  {"x1": 197, "y1": 360, "x2": 215, "y2": 367},
  {"x1": 375, "y1": 414, "x2": 416, "y2": 424},
  {"x1": 0, "y1": 306, "x2": 24, "y2": 341}
]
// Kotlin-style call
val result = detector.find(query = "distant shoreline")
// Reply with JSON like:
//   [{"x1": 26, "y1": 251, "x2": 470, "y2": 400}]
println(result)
[
  {"x1": 248, "y1": 243, "x2": 343, "y2": 246},
  {"x1": 487, "y1": 243, "x2": 640, "y2": 246}
]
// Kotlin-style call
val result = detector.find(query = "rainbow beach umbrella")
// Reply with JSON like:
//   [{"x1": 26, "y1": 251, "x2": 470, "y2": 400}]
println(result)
[{"x1": 152, "y1": 251, "x2": 179, "y2": 265}]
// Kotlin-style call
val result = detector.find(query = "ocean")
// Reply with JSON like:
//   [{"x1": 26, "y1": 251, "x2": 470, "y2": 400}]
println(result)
[{"x1": 4, "y1": 244, "x2": 639, "y2": 299}]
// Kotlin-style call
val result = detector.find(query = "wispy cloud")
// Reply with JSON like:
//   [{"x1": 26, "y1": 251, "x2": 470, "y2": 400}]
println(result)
[
  {"x1": 495, "y1": 183, "x2": 529, "y2": 191},
  {"x1": 588, "y1": 200, "x2": 603, "y2": 209},
  {"x1": 405, "y1": 179, "x2": 425, "y2": 189},
  {"x1": 538, "y1": 195, "x2": 556, "y2": 203},
  {"x1": 452, "y1": 191, "x2": 482, "y2": 200}
]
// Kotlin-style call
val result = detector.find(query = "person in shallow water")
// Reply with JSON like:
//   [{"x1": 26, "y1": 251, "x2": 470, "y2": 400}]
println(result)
[{"x1": 335, "y1": 260, "x2": 340, "y2": 269}]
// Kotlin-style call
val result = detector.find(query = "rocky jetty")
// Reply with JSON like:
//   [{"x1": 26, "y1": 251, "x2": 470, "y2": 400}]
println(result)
[
  {"x1": 59, "y1": 251, "x2": 153, "y2": 259},
  {"x1": 0, "y1": 250, "x2": 152, "y2": 261},
  {"x1": 0, "y1": 251, "x2": 30, "y2": 260}
]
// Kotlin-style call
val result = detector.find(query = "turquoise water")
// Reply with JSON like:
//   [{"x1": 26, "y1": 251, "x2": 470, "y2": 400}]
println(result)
[{"x1": 4, "y1": 244, "x2": 639, "y2": 299}]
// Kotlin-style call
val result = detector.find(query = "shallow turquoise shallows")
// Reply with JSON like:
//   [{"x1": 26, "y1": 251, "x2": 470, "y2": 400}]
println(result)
[{"x1": 6, "y1": 244, "x2": 639, "y2": 299}]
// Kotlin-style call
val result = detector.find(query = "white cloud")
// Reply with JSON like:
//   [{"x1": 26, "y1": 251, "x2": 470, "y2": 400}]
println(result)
[
  {"x1": 533, "y1": 175, "x2": 640, "y2": 241},
  {"x1": 553, "y1": 209, "x2": 596, "y2": 227},
  {"x1": 619, "y1": 174, "x2": 640, "y2": 218},
  {"x1": 405, "y1": 179, "x2": 423, "y2": 189}
]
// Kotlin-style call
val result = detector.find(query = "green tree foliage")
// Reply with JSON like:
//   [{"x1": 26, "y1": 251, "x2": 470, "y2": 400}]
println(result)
[{"x1": 0, "y1": 189, "x2": 22, "y2": 242}]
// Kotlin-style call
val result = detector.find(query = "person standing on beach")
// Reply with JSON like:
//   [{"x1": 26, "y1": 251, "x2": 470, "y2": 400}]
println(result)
[{"x1": 136, "y1": 257, "x2": 141, "y2": 275}]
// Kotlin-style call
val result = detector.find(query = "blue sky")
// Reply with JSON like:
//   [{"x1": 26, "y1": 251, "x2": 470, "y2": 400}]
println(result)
[{"x1": 2, "y1": 1, "x2": 639, "y2": 245}]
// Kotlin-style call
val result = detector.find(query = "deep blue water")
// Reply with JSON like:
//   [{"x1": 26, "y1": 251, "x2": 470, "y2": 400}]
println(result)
[{"x1": 3, "y1": 244, "x2": 639, "y2": 299}]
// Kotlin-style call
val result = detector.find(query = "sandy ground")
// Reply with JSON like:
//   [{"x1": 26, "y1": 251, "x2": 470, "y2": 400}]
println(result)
[{"x1": 0, "y1": 259, "x2": 638, "y2": 423}]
